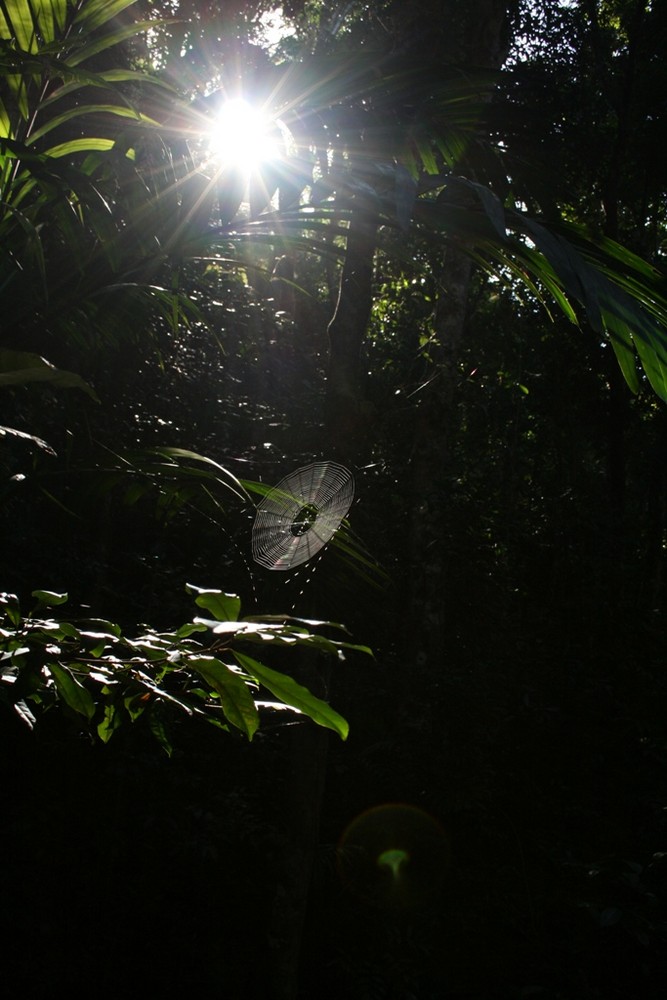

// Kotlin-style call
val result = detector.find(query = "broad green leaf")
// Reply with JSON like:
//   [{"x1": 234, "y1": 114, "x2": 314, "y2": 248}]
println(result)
[
  {"x1": 148, "y1": 709, "x2": 173, "y2": 755},
  {"x1": 519, "y1": 216, "x2": 597, "y2": 322},
  {"x1": 130, "y1": 672, "x2": 195, "y2": 715},
  {"x1": 2, "y1": 597, "x2": 21, "y2": 627},
  {"x1": 0, "y1": 4, "x2": 10, "y2": 40},
  {"x1": 72, "y1": 0, "x2": 138, "y2": 34},
  {"x1": 123, "y1": 690, "x2": 149, "y2": 721},
  {"x1": 56, "y1": 621, "x2": 81, "y2": 640},
  {"x1": 186, "y1": 585, "x2": 241, "y2": 622},
  {"x1": 36, "y1": 70, "x2": 174, "y2": 117},
  {"x1": 27, "y1": 104, "x2": 160, "y2": 144},
  {"x1": 191, "y1": 655, "x2": 259, "y2": 739},
  {"x1": 78, "y1": 619, "x2": 122, "y2": 639},
  {"x1": 79, "y1": 628, "x2": 122, "y2": 654},
  {"x1": 68, "y1": 19, "x2": 173, "y2": 67},
  {"x1": 0, "y1": 349, "x2": 99, "y2": 399},
  {"x1": 608, "y1": 329, "x2": 640, "y2": 395},
  {"x1": 45, "y1": 137, "x2": 115, "y2": 156},
  {"x1": 245, "y1": 614, "x2": 348, "y2": 630},
  {"x1": 236, "y1": 477, "x2": 276, "y2": 501},
  {"x1": 233, "y1": 650, "x2": 349, "y2": 740},
  {"x1": 49, "y1": 662, "x2": 95, "y2": 719},
  {"x1": 31, "y1": 0, "x2": 54, "y2": 40},
  {"x1": 0, "y1": 0, "x2": 36, "y2": 52},
  {"x1": 414, "y1": 128, "x2": 439, "y2": 175},
  {"x1": 3, "y1": 68, "x2": 29, "y2": 121},
  {"x1": 195, "y1": 616, "x2": 373, "y2": 658},
  {"x1": 195, "y1": 619, "x2": 297, "y2": 639},
  {"x1": 97, "y1": 701, "x2": 122, "y2": 743},
  {"x1": 631, "y1": 325, "x2": 667, "y2": 400},
  {"x1": 125, "y1": 637, "x2": 171, "y2": 659},
  {"x1": 176, "y1": 622, "x2": 208, "y2": 638},
  {"x1": 466, "y1": 179, "x2": 507, "y2": 241},
  {"x1": 52, "y1": 0, "x2": 67, "y2": 34},
  {"x1": 152, "y1": 448, "x2": 252, "y2": 503},
  {"x1": 31, "y1": 589, "x2": 68, "y2": 606},
  {"x1": 0, "y1": 94, "x2": 11, "y2": 138}
]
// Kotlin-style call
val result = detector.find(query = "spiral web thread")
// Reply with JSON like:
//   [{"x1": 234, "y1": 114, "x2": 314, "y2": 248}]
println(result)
[{"x1": 252, "y1": 462, "x2": 354, "y2": 571}]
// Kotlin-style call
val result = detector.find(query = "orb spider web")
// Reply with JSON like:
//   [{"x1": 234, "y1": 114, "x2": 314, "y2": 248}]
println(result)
[{"x1": 252, "y1": 462, "x2": 354, "y2": 571}]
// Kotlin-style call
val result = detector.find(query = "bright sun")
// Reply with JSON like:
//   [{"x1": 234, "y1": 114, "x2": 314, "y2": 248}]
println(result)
[{"x1": 208, "y1": 98, "x2": 279, "y2": 172}]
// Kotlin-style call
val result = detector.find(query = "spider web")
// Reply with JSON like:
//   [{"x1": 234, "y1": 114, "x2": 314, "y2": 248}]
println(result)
[{"x1": 252, "y1": 461, "x2": 354, "y2": 571}]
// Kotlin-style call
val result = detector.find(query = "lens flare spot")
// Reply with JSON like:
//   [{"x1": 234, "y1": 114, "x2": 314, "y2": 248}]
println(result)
[
  {"x1": 338, "y1": 803, "x2": 450, "y2": 907},
  {"x1": 377, "y1": 847, "x2": 410, "y2": 880}
]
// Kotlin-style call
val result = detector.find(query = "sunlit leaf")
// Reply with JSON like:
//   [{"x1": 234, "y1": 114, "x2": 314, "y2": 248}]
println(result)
[
  {"x1": 97, "y1": 700, "x2": 122, "y2": 743},
  {"x1": 48, "y1": 662, "x2": 95, "y2": 719},
  {"x1": 233, "y1": 650, "x2": 349, "y2": 740},
  {"x1": 1, "y1": 595, "x2": 21, "y2": 627},
  {"x1": 45, "y1": 137, "x2": 115, "y2": 156},
  {"x1": 0, "y1": 349, "x2": 99, "y2": 399},
  {"x1": 191, "y1": 655, "x2": 259, "y2": 739},
  {"x1": 0, "y1": 423, "x2": 55, "y2": 454},
  {"x1": 186, "y1": 584, "x2": 241, "y2": 622},
  {"x1": 176, "y1": 622, "x2": 208, "y2": 638},
  {"x1": 67, "y1": 19, "x2": 175, "y2": 67},
  {"x1": 27, "y1": 104, "x2": 160, "y2": 144},
  {"x1": 124, "y1": 690, "x2": 150, "y2": 721},
  {"x1": 31, "y1": 589, "x2": 68, "y2": 606},
  {"x1": 0, "y1": 0, "x2": 36, "y2": 52},
  {"x1": 150, "y1": 448, "x2": 252, "y2": 504},
  {"x1": 13, "y1": 698, "x2": 36, "y2": 728},
  {"x1": 72, "y1": 0, "x2": 139, "y2": 34}
]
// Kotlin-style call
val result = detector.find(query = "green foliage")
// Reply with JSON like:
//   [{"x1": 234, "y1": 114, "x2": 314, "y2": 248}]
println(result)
[
  {"x1": 0, "y1": 586, "x2": 366, "y2": 748},
  {"x1": 0, "y1": 0, "x2": 181, "y2": 360},
  {"x1": 0, "y1": 347, "x2": 99, "y2": 397},
  {"x1": 2, "y1": 0, "x2": 666, "y2": 403}
]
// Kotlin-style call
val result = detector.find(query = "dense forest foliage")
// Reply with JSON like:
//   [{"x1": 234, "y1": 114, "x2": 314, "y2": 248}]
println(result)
[{"x1": 2, "y1": 1, "x2": 666, "y2": 997}]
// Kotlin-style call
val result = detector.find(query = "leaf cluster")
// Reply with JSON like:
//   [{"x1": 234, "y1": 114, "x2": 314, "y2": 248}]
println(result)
[{"x1": 0, "y1": 583, "x2": 370, "y2": 749}]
